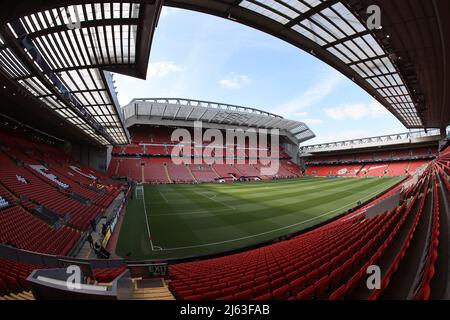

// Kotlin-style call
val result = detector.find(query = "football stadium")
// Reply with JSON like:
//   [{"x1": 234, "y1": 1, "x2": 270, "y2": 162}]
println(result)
[{"x1": 0, "y1": 0, "x2": 449, "y2": 306}]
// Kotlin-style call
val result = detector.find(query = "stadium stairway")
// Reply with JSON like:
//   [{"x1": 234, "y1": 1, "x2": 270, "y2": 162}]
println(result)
[
  {"x1": 187, "y1": 165, "x2": 198, "y2": 183},
  {"x1": 0, "y1": 258, "x2": 45, "y2": 298},
  {"x1": 282, "y1": 161, "x2": 303, "y2": 177},
  {"x1": 381, "y1": 176, "x2": 434, "y2": 299},
  {"x1": 75, "y1": 192, "x2": 126, "y2": 259},
  {"x1": 429, "y1": 150, "x2": 450, "y2": 299},
  {"x1": 122, "y1": 287, "x2": 175, "y2": 300},
  {"x1": 117, "y1": 279, "x2": 175, "y2": 300},
  {"x1": 356, "y1": 164, "x2": 366, "y2": 176},
  {"x1": 164, "y1": 166, "x2": 173, "y2": 184},
  {"x1": 346, "y1": 173, "x2": 431, "y2": 299},
  {"x1": 367, "y1": 169, "x2": 440, "y2": 300},
  {"x1": 211, "y1": 165, "x2": 221, "y2": 179},
  {"x1": 0, "y1": 291, "x2": 35, "y2": 300}
]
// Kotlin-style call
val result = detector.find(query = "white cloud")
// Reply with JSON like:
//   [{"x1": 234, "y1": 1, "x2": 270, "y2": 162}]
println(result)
[
  {"x1": 147, "y1": 61, "x2": 183, "y2": 78},
  {"x1": 324, "y1": 100, "x2": 388, "y2": 120},
  {"x1": 304, "y1": 130, "x2": 373, "y2": 145},
  {"x1": 293, "y1": 112, "x2": 309, "y2": 117},
  {"x1": 160, "y1": 7, "x2": 178, "y2": 19},
  {"x1": 276, "y1": 71, "x2": 345, "y2": 116},
  {"x1": 301, "y1": 118, "x2": 323, "y2": 125},
  {"x1": 220, "y1": 72, "x2": 251, "y2": 89}
]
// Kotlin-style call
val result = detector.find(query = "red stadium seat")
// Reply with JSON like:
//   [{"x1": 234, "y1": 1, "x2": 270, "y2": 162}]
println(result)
[
  {"x1": 328, "y1": 284, "x2": 347, "y2": 300},
  {"x1": 296, "y1": 286, "x2": 315, "y2": 300},
  {"x1": 234, "y1": 289, "x2": 253, "y2": 300},
  {"x1": 272, "y1": 285, "x2": 290, "y2": 300}
]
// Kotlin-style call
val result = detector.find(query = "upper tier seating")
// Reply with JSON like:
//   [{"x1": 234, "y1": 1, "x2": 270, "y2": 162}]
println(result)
[{"x1": 131, "y1": 126, "x2": 173, "y2": 144}]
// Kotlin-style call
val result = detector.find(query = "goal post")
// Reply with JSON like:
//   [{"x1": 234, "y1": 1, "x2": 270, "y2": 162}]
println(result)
[
  {"x1": 135, "y1": 184, "x2": 144, "y2": 200},
  {"x1": 134, "y1": 183, "x2": 162, "y2": 252}
]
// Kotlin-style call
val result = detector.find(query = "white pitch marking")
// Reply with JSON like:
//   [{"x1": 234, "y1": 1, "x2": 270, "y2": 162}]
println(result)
[
  {"x1": 159, "y1": 186, "x2": 394, "y2": 251},
  {"x1": 150, "y1": 207, "x2": 234, "y2": 217},
  {"x1": 159, "y1": 190, "x2": 169, "y2": 203},
  {"x1": 141, "y1": 187, "x2": 157, "y2": 251}
]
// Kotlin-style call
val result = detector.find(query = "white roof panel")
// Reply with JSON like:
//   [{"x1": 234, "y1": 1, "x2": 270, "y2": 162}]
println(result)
[{"x1": 124, "y1": 98, "x2": 316, "y2": 144}]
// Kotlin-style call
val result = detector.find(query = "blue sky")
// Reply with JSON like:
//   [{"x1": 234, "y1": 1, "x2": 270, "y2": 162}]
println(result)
[{"x1": 114, "y1": 7, "x2": 407, "y2": 146}]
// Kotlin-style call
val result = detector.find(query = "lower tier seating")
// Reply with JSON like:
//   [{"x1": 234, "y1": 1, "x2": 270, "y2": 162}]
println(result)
[
  {"x1": 306, "y1": 146, "x2": 438, "y2": 165},
  {"x1": 307, "y1": 161, "x2": 428, "y2": 177},
  {"x1": 0, "y1": 183, "x2": 81, "y2": 255},
  {"x1": 93, "y1": 266, "x2": 127, "y2": 283},
  {"x1": 110, "y1": 157, "x2": 304, "y2": 184},
  {"x1": 0, "y1": 259, "x2": 45, "y2": 297}
]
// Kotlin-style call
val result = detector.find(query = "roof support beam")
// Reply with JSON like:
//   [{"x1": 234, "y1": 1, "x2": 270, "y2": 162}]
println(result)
[
  {"x1": 0, "y1": 21, "x2": 114, "y2": 143},
  {"x1": 25, "y1": 18, "x2": 139, "y2": 39},
  {"x1": 285, "y1": 0, "x2": 340, "y2": 29},
  {"x1": 348, "y1": 54, "x2": 390, "y2": 66},
  {"x1": 130, "y1": 0, "x2": 163, "y2": 79},
  {"x1": 323, "y1": 30, "x2": 373, "y2": 49}
]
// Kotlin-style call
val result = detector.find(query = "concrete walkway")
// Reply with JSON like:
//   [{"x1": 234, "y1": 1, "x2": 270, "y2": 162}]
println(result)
[{"x1": 76, "y1": 192, "x2": 125, "y2": 260}]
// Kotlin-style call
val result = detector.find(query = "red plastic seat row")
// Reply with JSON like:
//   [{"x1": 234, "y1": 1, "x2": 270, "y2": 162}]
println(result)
[
  {"x1": 368, "y1": 172, "x2": 431, "y2": 300},
  {"x1": 0, "y1": 258, "x2": 45, "y2": 296},
  {"x1": 414, "y1": 171, "x2": 441, "y2": 300}
]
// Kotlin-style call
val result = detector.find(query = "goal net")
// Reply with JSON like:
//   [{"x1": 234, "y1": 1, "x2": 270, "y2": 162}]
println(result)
[{"x1": 135, "y1": 184, "x2": 144, "y2": 200}]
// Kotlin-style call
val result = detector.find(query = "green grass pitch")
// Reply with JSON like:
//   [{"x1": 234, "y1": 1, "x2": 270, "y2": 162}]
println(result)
[{"x1": 116, "y1": 177, "x2": 403, "y2": 260}]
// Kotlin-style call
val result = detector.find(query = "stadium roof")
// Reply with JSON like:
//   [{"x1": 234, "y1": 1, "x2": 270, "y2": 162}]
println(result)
[
  {"x1": 299, "y1": 129, "x2": 441, "y2": 154},
  {"x1": 0, "y1": 0, "x2": 448, "y2": 146},
  {"x1": 0, "y1": 1, "x2": 163, "y2": 146},
  {"x1": 124, "y1": 98, "x2": 316, "y2": 143},
  {"x1": 165, "y1": 0, "x2": 450, "y2": 130}
]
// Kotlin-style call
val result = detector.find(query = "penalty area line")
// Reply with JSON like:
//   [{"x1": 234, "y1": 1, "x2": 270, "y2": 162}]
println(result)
[
  {"x1": 159, "y1": 190, "x2": 169, "y2": 203},
  {"x1": 193, "y1": 190, "x2": 236, "y2": 210}
]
